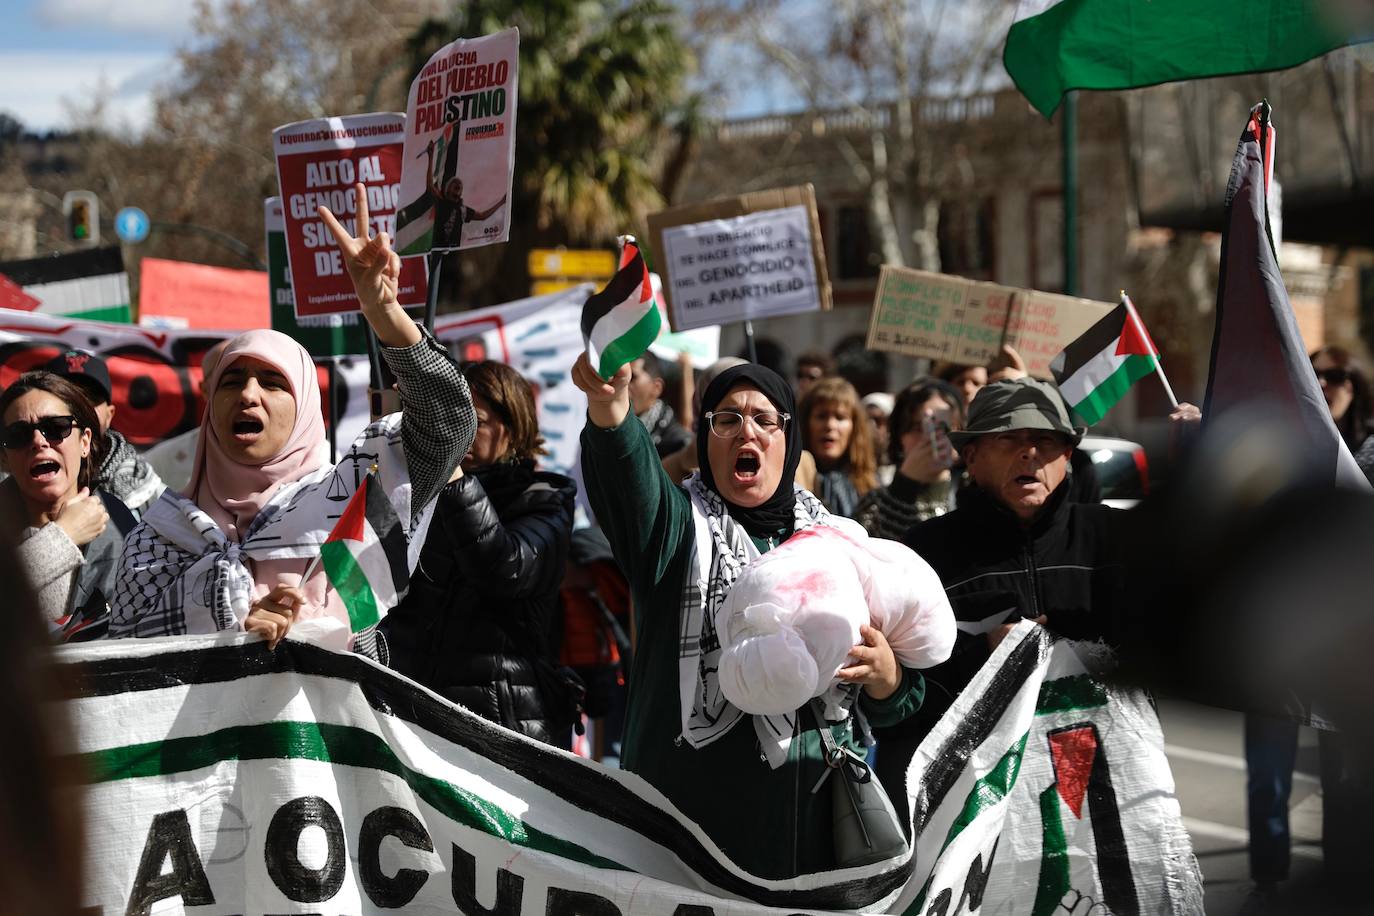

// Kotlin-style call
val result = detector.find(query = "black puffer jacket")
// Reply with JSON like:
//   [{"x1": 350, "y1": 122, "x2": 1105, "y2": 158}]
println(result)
[
  {"x1": 382, "y1": 460, "x2": 576, "y2": 746},
  {"x1": 873, "y1": 481, "x2": 1127, "y2": 825}
]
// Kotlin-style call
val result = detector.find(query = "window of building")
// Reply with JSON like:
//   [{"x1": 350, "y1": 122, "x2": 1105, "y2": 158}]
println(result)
[
  {"x1": 938, "y1": 198, "x2": 996, "y2": 280},
  {"x1": 835, "y1": 205, "x2": 880, "y2": 281}
]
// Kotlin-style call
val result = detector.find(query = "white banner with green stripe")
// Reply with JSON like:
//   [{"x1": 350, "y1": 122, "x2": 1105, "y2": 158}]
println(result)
[{"x1": 59, "y1": 624, "x2": 1198, "y2": 914}]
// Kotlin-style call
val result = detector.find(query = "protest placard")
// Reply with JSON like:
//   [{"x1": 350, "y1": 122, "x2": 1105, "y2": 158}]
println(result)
[
  {"x1": 647, "y1": 185, "x2": 831, "y2": 331},
  {"x1": 866, "y1": 266, "x2": 1113, "y2": 378},
  {"x1": 395, "y1": 28, "x2": 519, "y2": 257},
  {"x1": 272, "y1": 112, "x2": 427, "y2": 319},
  {"x1": 264, "y1": 198, "x2": 369, "y2": 357}
]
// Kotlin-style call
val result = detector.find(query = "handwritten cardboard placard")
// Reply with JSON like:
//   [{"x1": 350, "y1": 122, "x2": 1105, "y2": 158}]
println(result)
[{"x1": 866, "y1": 266, "x2": 1112, "y2": 378}]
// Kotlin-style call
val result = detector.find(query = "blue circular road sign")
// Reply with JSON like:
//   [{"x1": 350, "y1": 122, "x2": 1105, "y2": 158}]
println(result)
[{"x1": 115, "y1": 206, "x2": 150, "y2": 244}]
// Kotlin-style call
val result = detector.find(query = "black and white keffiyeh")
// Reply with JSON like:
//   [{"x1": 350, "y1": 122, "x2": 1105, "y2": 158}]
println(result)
[
  {"x1": 679, "y1": 472, "x2": 839, "y2": 767},
  {"x1": 110, "y1": 415, "x2": 431, "y2": 661}
]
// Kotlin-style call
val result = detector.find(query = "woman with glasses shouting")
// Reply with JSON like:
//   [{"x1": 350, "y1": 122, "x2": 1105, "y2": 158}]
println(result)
[
  {"x1": 573, "y1": 353, "x2": 932, "y2": 879},
  {"x1": 0, "y1": 372, "x2": 136, "y2": 640}
]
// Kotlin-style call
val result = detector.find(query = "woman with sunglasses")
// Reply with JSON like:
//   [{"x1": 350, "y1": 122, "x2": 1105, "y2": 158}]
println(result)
[
  {"x1": 1311, "y1": 346, "x2": 1374, "y2": 483},
  {"x1": 109, "y1": 186, "x2": 475, "y2": 655},
  {"x1": 574, "y1": 354, "x2": 940, "y2": 879},
  {"x1": 0, "y1": 372, "x2": 136, "y2": 639}
]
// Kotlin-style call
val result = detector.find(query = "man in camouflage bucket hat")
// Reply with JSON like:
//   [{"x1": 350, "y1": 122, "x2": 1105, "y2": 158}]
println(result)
[
  {"x1": 949, "y1": 378, "x2": 1085, "y2": 523},
  {"x1": 873, "y1": 377, "x2": 1125, "y2": 825}
]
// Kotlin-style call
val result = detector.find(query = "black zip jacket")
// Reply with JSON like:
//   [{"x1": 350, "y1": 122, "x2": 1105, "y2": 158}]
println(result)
[
  {"x1": 873, "y1": 481, "x2": 1127, "y2": 825},
  {"x1": 381, "y1": 461, "x2": 576, "y2": 746}
]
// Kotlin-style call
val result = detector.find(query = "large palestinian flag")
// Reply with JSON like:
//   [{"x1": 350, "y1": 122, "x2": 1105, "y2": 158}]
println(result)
[
  {"x1": 0, "y1": 247, "x2": 131, "y2": 323},
  {"x1": 1050, "y1": 294, "x2": 1160, "y2": 426},
  {"x1": 581, "y1": 236, "x2": 660, "y2": 380},
  {"x1": 59, "y1": 623, "x2": 1200, "y2": 914}
]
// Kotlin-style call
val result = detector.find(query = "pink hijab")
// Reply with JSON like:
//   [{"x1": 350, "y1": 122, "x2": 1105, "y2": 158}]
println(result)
[{"x1": 187, "y1": 329, "x2": 325, "y2": 540}]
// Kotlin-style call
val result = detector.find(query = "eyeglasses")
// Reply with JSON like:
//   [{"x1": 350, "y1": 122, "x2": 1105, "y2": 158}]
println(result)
[
  {"x1": 0, "y1": 415, "x2": 79, "y2": 450},
  {"x1": 1316, "y1": 366, "x2": 1351, "y2": 386},
  {"x1": 704, "y1": 410, "x2": 790, "y2": 438}
]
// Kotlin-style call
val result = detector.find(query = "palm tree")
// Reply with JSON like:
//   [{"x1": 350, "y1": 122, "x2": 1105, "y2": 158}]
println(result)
[{"x1": 406, "y1": 0, "x2": 698, "y2": 306}]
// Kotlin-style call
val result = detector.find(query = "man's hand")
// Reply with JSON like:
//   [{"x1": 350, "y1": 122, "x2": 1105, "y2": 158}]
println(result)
[
  {"x1": 987, "y1": 344, "x2": 1028, "y2": 382},
  {"x1": 838, "y1": 623, "x2": 901, "y2": 701},
  {"x1": 1169, "y1": 402, "x2": 1201, "y2": 424},
  {"x1": 317, "y1": 183, "x2": 419, "y2": 348},
  {"x1": 988, "y1": 615, "x2": 1048, "y2": 651},
  {"x1": 54, "y1": 487, "x2": 107, "y2": 547},
  {"x1": 572, "y1": 352, "x2": 632, "y2": 429},
  {"x1": 245, "y1": 584, "x2": 307, "y2": 650}
]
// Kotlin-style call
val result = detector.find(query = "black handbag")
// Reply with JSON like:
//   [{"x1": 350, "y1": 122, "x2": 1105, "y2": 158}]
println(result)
[{"x1": 810, "y1": 699, "x2": 910, "y2": 868}]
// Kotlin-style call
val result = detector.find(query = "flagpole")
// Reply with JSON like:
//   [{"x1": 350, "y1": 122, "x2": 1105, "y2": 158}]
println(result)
[{"x1": 1122, "y1": 291, "x2": 1179, "y2": 409}]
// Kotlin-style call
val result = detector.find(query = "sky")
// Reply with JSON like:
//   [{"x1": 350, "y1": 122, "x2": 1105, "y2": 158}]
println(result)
[{"x1": 0, "y1": 0, "x2": 212, "y2": 134}]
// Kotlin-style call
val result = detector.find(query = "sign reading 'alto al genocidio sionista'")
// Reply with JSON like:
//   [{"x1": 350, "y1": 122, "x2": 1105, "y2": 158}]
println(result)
[{"x1": 272, "y1": 112, "x2": 428, "y2": 319}]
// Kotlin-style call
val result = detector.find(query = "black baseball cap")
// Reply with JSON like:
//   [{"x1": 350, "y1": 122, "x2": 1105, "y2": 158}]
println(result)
[{"x1": 44, "y1": 348, "x2": 113, "y2": 404}]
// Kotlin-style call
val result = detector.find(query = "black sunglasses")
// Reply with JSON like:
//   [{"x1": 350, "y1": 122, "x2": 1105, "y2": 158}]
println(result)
[{"x1": 0, "y1": 415, "x2": 80, "y2": 450}]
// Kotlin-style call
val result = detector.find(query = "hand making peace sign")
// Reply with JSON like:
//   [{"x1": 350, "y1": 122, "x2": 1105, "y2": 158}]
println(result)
[{"x1": 318, "y1": 183, "x2": 420, "y2": 348}]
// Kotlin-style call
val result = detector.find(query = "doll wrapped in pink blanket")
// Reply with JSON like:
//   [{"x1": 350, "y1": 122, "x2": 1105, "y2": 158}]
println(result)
[{"x1": 714, "y1": 518, "x2": 955, "y2": 715}]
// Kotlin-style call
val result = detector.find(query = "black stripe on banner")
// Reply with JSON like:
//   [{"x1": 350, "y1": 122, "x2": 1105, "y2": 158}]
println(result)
[
  {"x1": 364, "y1": 476, "x2": 410, "y2": 596},
  {"x1": 61, "y1": 640, "x2": 910, "y2": 910},
  {"x1": 909, "y1": 627, "x2": 1051, "y2": 838},
  {"x1": 580, "y1": 246, "x2": 647, "y2": 340},
  {"x1": 0, "y1": 246, "x2": 126, "y2": 286},
  {"x1": 1047, "y1": 303, "x2": 1127, "y2": 384}
]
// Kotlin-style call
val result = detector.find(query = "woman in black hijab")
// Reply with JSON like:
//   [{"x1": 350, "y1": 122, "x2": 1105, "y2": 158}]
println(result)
[{"x1": 574, "y1": 353, "x2": 925, "y2": 880}]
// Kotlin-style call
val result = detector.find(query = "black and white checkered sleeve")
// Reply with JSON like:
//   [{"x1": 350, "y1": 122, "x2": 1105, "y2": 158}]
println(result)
[{"x1": 381, "y1": 326, "x2": 476, "y2": 517}]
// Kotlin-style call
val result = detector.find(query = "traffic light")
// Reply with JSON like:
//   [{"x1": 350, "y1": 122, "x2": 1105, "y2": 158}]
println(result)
[{"x1": 62, "y1": 190, "x2": 100, "y2": 246}]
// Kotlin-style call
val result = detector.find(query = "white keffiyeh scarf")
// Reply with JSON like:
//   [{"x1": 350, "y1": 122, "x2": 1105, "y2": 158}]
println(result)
[
  {"x1": 679, "y1": 473, "x2": 841, "y2": 768},
  {"x1": 111, "y1": 415, "x2": 430, "y2": 661}
]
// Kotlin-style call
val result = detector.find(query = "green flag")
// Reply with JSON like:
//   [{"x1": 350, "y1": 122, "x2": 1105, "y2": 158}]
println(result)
[{"x1": 1004, "y1": 0, "x2": 1363, "y2": 118}]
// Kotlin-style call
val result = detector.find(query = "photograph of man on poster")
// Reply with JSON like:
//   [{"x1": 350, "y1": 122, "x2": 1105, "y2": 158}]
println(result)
[{"x1": 425, "y1": 128, "x2": 507, "y2": 251}]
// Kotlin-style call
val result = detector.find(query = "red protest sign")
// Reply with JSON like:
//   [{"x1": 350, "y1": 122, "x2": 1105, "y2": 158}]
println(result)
[{"x1": 273, "y1": 112, "x2": 428, "y2": 319}]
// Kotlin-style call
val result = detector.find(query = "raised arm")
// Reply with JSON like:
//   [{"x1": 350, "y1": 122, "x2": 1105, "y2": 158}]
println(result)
[
  {"x1": 573, "y1": 352, "x2": 690, "y2": 595},
  {"x1": 320, "y1": 184, "x2": 476, "y2": 513}
]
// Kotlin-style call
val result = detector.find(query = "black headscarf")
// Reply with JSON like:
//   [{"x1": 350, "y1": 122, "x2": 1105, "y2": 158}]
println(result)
[{"x1": 695, "y1": 363, "x2": 802, "y2": 537}]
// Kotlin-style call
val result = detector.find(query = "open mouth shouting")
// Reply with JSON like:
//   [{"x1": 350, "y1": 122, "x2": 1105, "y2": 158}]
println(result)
[
  {"x1": 1012, "y1": 473, "x2": 1041, "y2": 489},
  {"x1": 28, "y1": 457, "x2": 62, "y2": 482},
  {"x1": 231, "y1": 415, "x2": 266, "y2": 443},
  {"x1": 732, "y1": 447, "x2": 762, "y2": 485}
]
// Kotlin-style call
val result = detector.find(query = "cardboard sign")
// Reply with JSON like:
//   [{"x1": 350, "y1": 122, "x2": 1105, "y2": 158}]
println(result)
[
  {"x1": 866, "y1": 266, "x2": 1113, "y2": 378},
  {"x1": 395, "y1": 28, "x2": 519, "y2": 257},
  {"x1": 272, "y1": 112, "x2": 428, "y2": 319},
  {"x1": 647, "y1": 185, "x2": 832, "y2": 331}
]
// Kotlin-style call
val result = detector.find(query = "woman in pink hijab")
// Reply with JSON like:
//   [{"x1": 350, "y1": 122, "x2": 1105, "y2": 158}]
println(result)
[{"x1": 110, "y1": 185, "x2": 476, "y2": 655}]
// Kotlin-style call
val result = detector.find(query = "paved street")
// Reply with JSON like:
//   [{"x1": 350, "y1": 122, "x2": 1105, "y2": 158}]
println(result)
[{"x1": 1157, "y1": 699, "x2": 1330, "y2": 915}]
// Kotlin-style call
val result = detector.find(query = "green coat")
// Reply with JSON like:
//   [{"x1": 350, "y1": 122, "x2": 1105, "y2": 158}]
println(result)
[{"x1": 580, "y1": 415, "x2": 925, "y2": 879}]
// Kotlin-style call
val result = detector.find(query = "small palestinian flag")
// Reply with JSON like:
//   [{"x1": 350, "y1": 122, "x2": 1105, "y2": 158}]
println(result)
[
  {"x1": 319, "y1": 473, "x2": 409, "y2": 632},
  {"x1": 1050, "y1": 294, "x2": 1160, "y2": 426},
  {"x1": 581, "y1": 236, "x2": 660, "y2": 380}
]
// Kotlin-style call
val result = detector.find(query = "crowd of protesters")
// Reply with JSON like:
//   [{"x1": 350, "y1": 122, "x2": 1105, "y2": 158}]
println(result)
[{"x1": 9, "y1": 204, "x2": 1373, "y2": 897}]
